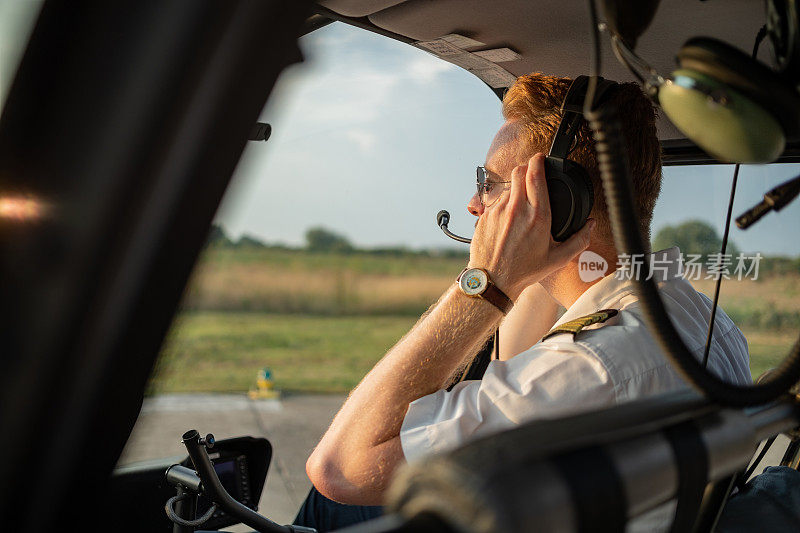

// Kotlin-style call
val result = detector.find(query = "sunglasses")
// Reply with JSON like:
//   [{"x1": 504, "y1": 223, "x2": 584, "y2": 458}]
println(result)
[{"x1": 476, "y1": 166, "x2": 512, "y2": 207}]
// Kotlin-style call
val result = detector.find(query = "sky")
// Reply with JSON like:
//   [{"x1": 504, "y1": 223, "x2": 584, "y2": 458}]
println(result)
[
  {"x1": 1, "y1": 9, "x2": 797, "y2": 255},
  {"x1": 217, "y1": 22, "x2": 502, "y2": 252},
  {"x1": 0, "y1": 0, "x2": 40, "y2": 106},
  {"x1": 216, "y1": 22, "x2": 800, "y2": 257}
]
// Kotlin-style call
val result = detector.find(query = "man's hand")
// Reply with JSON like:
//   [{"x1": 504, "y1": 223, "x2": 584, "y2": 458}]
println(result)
[
  {"x1": 306, "y1": 155, "x2": 594, "y2": 506},
  {"x1": 469, "y1": 153, "x2": 596, "y2": 301}
]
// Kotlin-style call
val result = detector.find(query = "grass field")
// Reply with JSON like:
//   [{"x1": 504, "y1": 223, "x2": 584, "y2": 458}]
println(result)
[
  {"x1": 146, "y1": 246, "x2": 800, "y2": 394},
  {"x1": 692, "y1": 276, "x2": 800, "y2": 331},
  {"x1": 742, "y1": 328, "x2": 798, "y2": 379},
  {"x1": 149, "y1": 313, "x2": 798, "y2": 394},
  {"x1": 150, "y1": 312, "x2": 417, "y2": 394}
]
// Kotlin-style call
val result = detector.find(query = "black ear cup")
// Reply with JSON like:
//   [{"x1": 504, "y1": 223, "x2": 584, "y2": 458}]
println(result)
[
  {"x1": 544, "y1": 157, "x2": 594, "y2": 242},
  {"x1": 543, "y1": 75, "x2": 614, "y2": 242},
  {"x1": 766, "y1": 0, "x2": 800, "y2": 81}
]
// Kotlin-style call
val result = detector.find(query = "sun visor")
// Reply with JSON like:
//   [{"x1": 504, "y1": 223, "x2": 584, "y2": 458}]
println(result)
[{"x1": 318, "y1": 0, "x2": 770, "y2": 144}]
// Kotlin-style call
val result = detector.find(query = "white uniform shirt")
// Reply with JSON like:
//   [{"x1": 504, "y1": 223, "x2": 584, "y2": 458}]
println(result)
[{"x1": 400, "y1": 247, "x2": 752, "y2": 463}]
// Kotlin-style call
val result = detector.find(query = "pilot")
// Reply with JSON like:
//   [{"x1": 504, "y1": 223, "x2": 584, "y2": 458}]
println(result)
[{"x1": 295, "y1": 73, "x2": 752, "y2": 531}]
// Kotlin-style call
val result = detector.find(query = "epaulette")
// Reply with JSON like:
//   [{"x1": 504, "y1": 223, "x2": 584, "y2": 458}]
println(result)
[{"x1": 541, "y1": 309, "x2": 619, "y2": 341}]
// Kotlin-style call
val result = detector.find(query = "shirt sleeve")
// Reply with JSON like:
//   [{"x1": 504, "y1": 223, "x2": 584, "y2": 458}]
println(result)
[{"x1": 399, "y1": 339, "x2": 615, "y2": 463}]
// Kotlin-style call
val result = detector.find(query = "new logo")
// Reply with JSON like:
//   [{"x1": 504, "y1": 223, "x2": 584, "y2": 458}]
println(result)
[{"x1": 578, "y1": 251, "x2": 608, "y2": 282}]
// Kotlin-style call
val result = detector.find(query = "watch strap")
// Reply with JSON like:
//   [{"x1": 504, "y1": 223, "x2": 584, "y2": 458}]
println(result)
[
  {"x1": 482, "y1": 282, "x2": 514, "y2": 315},
  {"x1": 456, "y1": 268, "x2": 514, "y2": 315}
]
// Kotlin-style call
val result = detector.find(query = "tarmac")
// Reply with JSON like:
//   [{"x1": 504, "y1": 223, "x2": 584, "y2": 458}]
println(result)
[
  {"x1": 119, "y1": 393, "x2": 793, "y2": 531},
  {"x1": 119, "y1": 393, "x2": 347, "y2": 529}
]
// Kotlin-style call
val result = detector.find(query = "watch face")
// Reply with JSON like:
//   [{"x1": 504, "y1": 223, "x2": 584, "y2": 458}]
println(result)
[{"x1": 460, "y1": 268, "x2": 488, "y2": 296}]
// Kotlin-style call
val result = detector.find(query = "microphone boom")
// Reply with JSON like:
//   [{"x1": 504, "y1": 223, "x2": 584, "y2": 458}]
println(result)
[{"x1": 436, "y1": 210, "x2": 472, "y2": 244}]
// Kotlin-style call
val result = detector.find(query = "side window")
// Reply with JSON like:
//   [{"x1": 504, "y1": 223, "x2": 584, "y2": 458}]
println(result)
[
  {"x1": 118, "y1": 21, "x2": 800, "y2": 521},
  {"x1": 0, "y1": 0, "x2": 43, "y2": 111},
  {"x1": 119, "y1": 22, "x2": 500, "y2": 522},
  {"x1": 653, "y1": 163, "x2": 800, "y2": 379}
]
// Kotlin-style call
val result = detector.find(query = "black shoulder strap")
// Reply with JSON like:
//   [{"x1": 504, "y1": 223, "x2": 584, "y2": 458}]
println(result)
[
  {"x1": 664, "y1": 420, "x2": 709, "y2": 532},
  {"x1": 553, "y1": 446, "x2": 628, "y2": 532}
]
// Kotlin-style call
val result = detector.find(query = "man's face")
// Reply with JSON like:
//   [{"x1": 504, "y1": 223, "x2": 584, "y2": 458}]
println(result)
[{"x1": 468, "y1": 120, "x2": 524, "y2": 219}]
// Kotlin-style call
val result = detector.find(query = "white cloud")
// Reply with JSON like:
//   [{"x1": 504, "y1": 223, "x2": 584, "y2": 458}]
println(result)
[
  {"x1": 221, "y1": 23, "x2": 507, "y2": 250},
  {"x1": 301, "y1": 69, "x2": 401, "y2": 124},
  {"x1": 267, "y1": 34, "x2": 459, "y2": 141},
  {"x1": 304, "y1": 25, "x2": 358, "y2": 48},
  {"x1": 344, "y1": 129, "x2": 376, "y2": 152},
  {"x1": 407, "y1": 56, "x2": 456, "y2": 83}
]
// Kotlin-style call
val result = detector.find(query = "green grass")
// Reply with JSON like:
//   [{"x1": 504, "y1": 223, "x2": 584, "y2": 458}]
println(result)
[
  {"x1": 691, "y1": 276, "x2": 800, "y2": 332},
  {"x1": 147, "y1": 313, "x2": 794, "y2": 395},
  {"x1": 148, "y1": 312, "x2": 417, "y2": 395},
  {"x1": 742, "y1": 328, "x2": 798, "y2": 380},
  {"x1": 146, "y1": 247, "x2": 800, "y2": 393}
]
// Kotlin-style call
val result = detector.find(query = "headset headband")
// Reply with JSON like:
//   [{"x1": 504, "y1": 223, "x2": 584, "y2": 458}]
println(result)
[{"x1": 548, "y1": 76, "x2": 619, "y2": 165}]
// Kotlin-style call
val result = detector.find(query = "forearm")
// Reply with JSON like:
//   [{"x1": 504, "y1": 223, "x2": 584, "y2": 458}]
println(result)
[
  {"x1": 498, "y1": 283, "x2": 560, "y2": 360},
  {"x1": 307, "y1": 285, "x2": 502, "y2": 503},
  {"x1": 308, "y1": 154, "x2": 595, "y2": 504}
]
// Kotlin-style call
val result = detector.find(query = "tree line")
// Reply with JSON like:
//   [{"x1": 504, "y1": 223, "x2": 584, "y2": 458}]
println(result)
[
  {"x1": 206, "y1": 224, "x2": 467, "y2": 258},
  {"x1": 207, "y1": 221, "x2": 800, "y2": 274},
  {"x1": 652, "y1": 220, "x2": 800, "y2": 276}
]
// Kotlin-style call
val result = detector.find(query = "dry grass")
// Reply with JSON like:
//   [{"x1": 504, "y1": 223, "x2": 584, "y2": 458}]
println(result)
[
  {"x1": 182, "y1": 249, "x2": 461, "y2": 315},
  {"x1": 691, "y1": 275, "x2": 800, "y2": 313},
  {"x1": 689, "y1": 276, "x2": 800, "y2": 332},
  {"x1": 184, "y1": 248, "x2": 800, "y2": 331},
  {"x1": 151, "y1": 247, "x2": 800, "y2": 393}
]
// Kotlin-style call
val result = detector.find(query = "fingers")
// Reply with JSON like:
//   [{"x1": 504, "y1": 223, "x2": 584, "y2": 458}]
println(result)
[
  {"x1": 507, "y1": 162, "x2": 528, "y2": 209},
  {"x1": 551, "y1": 218, "x2": 596, "y2": 265},
  {"x1": 526, "y1": 153, "x2": 550, "y2": 221},
  {"x1": 494, "y1": 153, "x2": 548, "y2": 215}
]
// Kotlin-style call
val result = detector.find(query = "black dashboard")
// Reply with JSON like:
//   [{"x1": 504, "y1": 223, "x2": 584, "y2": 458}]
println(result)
[{"x1": 109, "y1": 436, "x2": 272, "y2": 532}]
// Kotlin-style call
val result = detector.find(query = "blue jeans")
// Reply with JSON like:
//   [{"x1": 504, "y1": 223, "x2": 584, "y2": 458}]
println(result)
[
  {"x1": 716, "y1": 466, "x2": 800, "y2": 532},
  {"x1": 293, "y1": 486, "x2": 383, "y2": 532}
]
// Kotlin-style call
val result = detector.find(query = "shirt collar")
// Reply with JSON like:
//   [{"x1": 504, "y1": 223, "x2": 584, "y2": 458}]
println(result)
[{"x1": 552, "y1": 246, "x2": 683, "y2": 329}]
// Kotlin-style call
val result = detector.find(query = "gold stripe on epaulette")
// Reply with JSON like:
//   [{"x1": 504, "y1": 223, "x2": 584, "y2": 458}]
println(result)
[{"x1": 541, "y1": 309, "x2": 619, "y2": 341}]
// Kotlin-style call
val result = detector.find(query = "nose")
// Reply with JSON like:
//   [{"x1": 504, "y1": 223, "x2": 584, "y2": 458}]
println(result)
[{"x1": 467, "y1": 193, "x2": 484, "y2": 217}]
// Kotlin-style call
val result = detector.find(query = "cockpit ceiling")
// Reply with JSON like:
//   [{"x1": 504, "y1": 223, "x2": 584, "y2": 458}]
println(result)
[{"x1": 317, "y1": 0, "x2": 770, "y2": 142}]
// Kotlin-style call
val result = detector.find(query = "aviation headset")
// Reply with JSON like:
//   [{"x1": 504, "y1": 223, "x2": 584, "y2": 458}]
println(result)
[
  {"x1": 603, "y1": 0, "x2": 800, "y2": 163},
  {"x1": 546, "y1": 75, "x2": 618, "y2": 241}
]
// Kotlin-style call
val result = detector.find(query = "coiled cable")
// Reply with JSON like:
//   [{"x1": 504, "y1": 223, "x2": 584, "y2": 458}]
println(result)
[
  {"x1": 584, "y1": 102, "x2": 800, "y2": 406},
  {"x1": 165, "y1": 492, "x2": 218, "y2": 528},
  {"x1": 583, "y1": 0, "x2": 800, "y2": 407}
]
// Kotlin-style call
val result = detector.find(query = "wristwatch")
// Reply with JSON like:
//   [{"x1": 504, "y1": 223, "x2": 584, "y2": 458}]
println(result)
[{"x1": 456, "y1": 267, "x2": 514, "y2": 315}]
